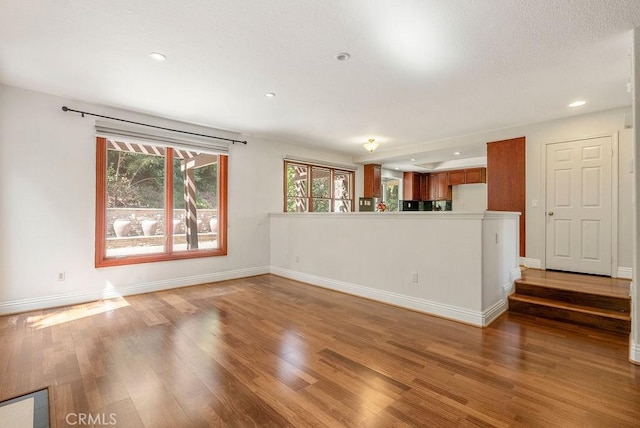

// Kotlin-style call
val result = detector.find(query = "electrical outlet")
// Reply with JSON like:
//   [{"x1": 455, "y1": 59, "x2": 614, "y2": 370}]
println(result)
[
  {"x1": 57, "y1": 272, "x2": 65, "y2": 281},
  {"x1": 295, "y1": 255, "x2": 300, "y2": 263},
  {"x1": 495, "y1": 232, "x2": 500, "y2": 244},
  {"x1": 411, "y1": 272, "x2": 418, "y2": 283}
]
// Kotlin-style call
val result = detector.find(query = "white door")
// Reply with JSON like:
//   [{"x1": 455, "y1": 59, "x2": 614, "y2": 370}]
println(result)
[{"x1": 545, "y1": 136, "x2": 612, "y2": 275}]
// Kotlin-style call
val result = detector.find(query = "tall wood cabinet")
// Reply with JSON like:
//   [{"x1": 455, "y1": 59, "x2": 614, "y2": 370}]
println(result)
[
  {"x1": 364, "y1": 164, "x2": 382, "y2": 198},
  {"x1": 487, "y1": 137, "x2": 526, "y2": 256}
]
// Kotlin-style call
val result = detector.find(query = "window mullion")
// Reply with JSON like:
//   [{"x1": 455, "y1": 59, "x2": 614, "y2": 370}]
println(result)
[
  {"x1": 308, "y1": 166, "x2": 314, "y2": 212},
  {"x1": 166, "y1": 147, "x2": 174, "y2": 255},
  {"x1": 330, "y1": 170, "x2": 335, "y2": 212}
]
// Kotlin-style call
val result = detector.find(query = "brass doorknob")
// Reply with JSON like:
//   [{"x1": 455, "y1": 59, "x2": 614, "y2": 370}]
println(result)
[{"x1": 548, "y1": 211, "x2": 554, "y2": 216}]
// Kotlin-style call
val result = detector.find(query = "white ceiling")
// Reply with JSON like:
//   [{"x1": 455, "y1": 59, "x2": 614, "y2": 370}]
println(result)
[{"x1": 1, "y1": 1, "x2": 639, "y2": 170}]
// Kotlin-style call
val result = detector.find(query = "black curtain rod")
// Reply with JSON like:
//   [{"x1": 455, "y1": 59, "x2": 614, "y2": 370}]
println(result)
[{"x1": 61, "y1": 106, "x2": 248, "y2": 145}]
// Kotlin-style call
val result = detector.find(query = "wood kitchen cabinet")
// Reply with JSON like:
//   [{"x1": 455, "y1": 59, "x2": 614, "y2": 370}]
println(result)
[
  {"x1": 420, "y1": 173, "x2": 431, "y2": 201},
  {"x1": 447, "y1": 168, "x2": 486, "y2": 185},
  {"x1": 430, "y1": 172, "x2": 451, "y2": 200},
  {"x1": 447, "y1": 170, "x2": 466, "y2": 185},
  {"x1": 464, "y1": 168, "x2": 487, "y2": 184},
  {"x1": 487, "y1": 137, "x2": 525, "y2": 256},
  {"x1": 403, "y1": 172, "x2": 422, "y2": 200},
  {"x1": 364, "y1": 164, "x2": 381, "y2": 198}
]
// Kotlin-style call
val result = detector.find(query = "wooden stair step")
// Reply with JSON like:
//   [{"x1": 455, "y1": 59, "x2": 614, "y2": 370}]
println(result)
[
  {"x1": 513, "y1": 280, "x2": 630, "y2": 313},
  {"x1": 508, "y1": 294, "x2": 631, "y2": 335},
  {"x1": 509, "y1": 294, "x2": 630, "y2": 320}
]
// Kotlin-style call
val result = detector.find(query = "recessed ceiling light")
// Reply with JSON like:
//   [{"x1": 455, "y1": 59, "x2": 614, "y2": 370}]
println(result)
[
  {"x1": 569, "y1": 100, "x2": 586, "y2": 107},
  {"x1": 410, "y1": 158, "x2": 416, "y2": 161},
  {"x1": 336, "y1": 52, "x2": 351, "y2": 61},
  {"x1": 454, "y1": 151, "x2": 461, "y2": 156},
  {"x1": 395, "y1": 167, "x2": 400, "y2": 170},
  {"x1": 265, "y1": 92, "x2": 276, "y2": 97},
  {"x1": 150, "y1": 52, "x2": 166, "y2": 61}
]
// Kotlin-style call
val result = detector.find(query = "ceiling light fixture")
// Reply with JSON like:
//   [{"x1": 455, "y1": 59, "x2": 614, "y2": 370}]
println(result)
[
  {"x1": 149, "y1": 52, "x2": 166, "y2": 61},
  {"x1": 363, "y1": 138, "x2": 380, "y2": 152},
  {"x1": 265, "y1": 92, "x2": 276, "y2": 97},
  {"x1": 568, "y1": 100, "x2": 586, "y2": 107},
  {"x1": 410, "y1": 158, "x2": 416, "y2": 161},
  {"x1": 454, "y1": 151, "x2": 461, "y2": 155},
  {"x1": 336, "y1": 52, "x2": 351, "y2": 61}
]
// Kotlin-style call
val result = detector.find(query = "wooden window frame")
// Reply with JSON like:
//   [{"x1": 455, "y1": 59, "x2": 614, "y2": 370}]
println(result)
[
  {"x1": 283, "y1": 160, "x2": 354, "y2": 212},
  {"x1": 95, "y1": 137, "x2": 227, "y2": 267}
]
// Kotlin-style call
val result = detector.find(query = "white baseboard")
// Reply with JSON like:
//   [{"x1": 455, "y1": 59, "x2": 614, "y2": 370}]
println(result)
[
  {"x1": 617, "y1": 267, "x2": 633, "y2": 279},
  {"x1": 0, "y1": 266, "x2": 270, "y2": 316},
  {"x1": 270, "y1": 266, "x2": 505, "y2": 327},
  {"x1": 631, "y1": 339, "x2": 640, "y2": 365},
  {"x1": 503, "y1": 281, "x2": 514, "y2": 296},
  {"x1": 483, "y1": 298, "x2": 508, "y2": 326},
  {"x1": 521, "y1": 257, "x2": 542, "y2": 269}
]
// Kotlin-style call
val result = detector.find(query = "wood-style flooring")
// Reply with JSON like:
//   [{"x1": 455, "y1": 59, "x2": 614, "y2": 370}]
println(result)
[{"x1": 0, "y1": 274, "x2": 638, "y2": 427}]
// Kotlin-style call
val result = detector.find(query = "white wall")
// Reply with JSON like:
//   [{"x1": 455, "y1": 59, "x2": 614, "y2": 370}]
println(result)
[
  {"x1": 523, "y1": 108, "x2": 633, "y2": 273},
  {"x1": 270, "y1": 211, "x2": 520, "y2": 326},
  {"x1": 452, "y1": 183, "x2": 488, "y2": 212},
  {"x1": 0, "y1": 84, "x2": 360, "y2": 314}
]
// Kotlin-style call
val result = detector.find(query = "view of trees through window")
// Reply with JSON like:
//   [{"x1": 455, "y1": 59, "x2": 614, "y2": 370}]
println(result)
[
  {"x1": 285, "y1": 161, "x2": 353, "y2": 212},
  {"x1": 107, "y1": 150, "x2": 218, "y2": 210},
  {"x1": 99, "y1": 138, "x2": 224, "y2": 264},
  {"x1": 382, "y1": 177, "x2": 400, "y2": 212}
]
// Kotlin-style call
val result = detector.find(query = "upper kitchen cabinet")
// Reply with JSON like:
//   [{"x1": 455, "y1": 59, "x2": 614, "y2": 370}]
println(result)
[
  {"x1": 447, "y1": 170, "x2": 466, "y2": 186},
  {"x1": 420, "y1": 173, "x2": 431, "y2": 201},
  {"x1": 447, "y1": 168, "x2": 487, "y2": 185},
  {"x1": 364, "y1": 164, "x2": 382, "y2": 198},
  {"x1": 431, "y1": 172, "x2": 452, "y2": 201},
  {"x1": 403, "y1": 171, "x2": 422, "y2": 200},
  {"x1": 463, "y1": 168, "x2": 487, "y2": 184}
]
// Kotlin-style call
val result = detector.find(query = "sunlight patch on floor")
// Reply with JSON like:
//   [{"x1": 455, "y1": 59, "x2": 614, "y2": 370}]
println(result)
[{"x1": 27, "y1": 298, "x2": 129, "y2": 329}]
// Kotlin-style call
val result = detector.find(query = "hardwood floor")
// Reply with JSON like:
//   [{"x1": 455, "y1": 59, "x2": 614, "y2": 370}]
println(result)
[{"x1": 1, "y1": 274, "x2": 639, "y2": 427}]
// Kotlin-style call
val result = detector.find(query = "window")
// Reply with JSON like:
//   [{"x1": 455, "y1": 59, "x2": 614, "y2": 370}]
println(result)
[
  {"x1": 95, "y1": 137, "x2": 227, "y2": 267},
  {"x1": 382, "y1": 177, "x2": 400, "y2": 212},
  {"x1": 284, "y1": 160, "x2": 354, "y2": 212}
]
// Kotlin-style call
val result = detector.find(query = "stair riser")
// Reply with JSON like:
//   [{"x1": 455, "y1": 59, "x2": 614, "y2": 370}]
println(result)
[
  {"x1": 509, "y1": 299, "x2": 631, "y2": 335},
  {"x1": 515, "y1": 282, "x2": 630, "y2": 314}
]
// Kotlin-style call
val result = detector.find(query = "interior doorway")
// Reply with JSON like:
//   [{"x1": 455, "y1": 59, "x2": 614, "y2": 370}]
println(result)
[{"x1": 544, "y1": 135, "x2": 615, "y2": 276}]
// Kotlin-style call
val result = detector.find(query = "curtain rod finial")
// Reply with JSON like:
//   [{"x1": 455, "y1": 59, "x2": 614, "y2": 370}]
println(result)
[{"x1": 62, "y1": 106, "x2": 69, "y2": 112}]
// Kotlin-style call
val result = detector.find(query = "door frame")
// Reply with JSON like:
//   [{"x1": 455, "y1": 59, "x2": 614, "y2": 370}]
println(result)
[{"x1": 540, "y1": 132, "x2": 619, "y2": 276}]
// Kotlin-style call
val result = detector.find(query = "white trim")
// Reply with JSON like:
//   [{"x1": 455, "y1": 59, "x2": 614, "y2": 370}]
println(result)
[
  {"x1": 612, "y1": 132, "x2": 620, "y2": 277},
  {"x1": 617, "y1": 267, "x2": 633, "y2": 279},
  {"x1": 483, "y1": 298, "x2": 508, "y2": 326},
  {"x1": 631, "y1": 339, "x2": 640, "y2": 365},
  {"x1": 521, "y1": 257, "x2": 542, "y2": 269},
  {"x1": 504, "y1": 268, "x2": 522, "y2": 296},
  {"x1": 0, "y1": 266, "x2": 269, "y2": 316},
  {"x1": 503, "y1": 282, "x2": 514, "y2": 296},
  {"x1": 283, "y1": 155, "x2": 358, "y2": 172},
  {"x1": 270, "y1": 266, "x2": 504, "y2": 327},
  {"x1": 510, "y1": 267, "x2": 522, "y2": 282}
]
